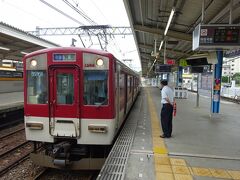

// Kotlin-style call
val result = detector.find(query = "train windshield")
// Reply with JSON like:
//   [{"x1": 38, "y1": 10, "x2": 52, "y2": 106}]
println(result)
[
  {"x1": 57, "y1": 73, "x2": 74, "y2": 104},
  {"x1": 84, "y1": 70, "x2": 108, "y2": 105},
  {"x1": 27, "y1": 70, "x2": 48, "y2": 104}
]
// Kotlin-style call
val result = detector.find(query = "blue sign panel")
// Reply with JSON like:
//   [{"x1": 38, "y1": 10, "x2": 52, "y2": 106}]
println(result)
[{"x1": 53, "y1": 53, "x2": 76, "y2": 62}]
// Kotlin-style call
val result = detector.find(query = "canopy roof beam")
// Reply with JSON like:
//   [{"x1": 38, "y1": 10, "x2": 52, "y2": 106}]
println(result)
[{"x1": 134, "y1": 24, "x2": 192, "y2": 42}]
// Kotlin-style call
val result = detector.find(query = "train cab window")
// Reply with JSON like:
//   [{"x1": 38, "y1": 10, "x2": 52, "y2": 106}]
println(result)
[
  {"x1": 57, "y1": 73, "x2": 74, "y2": 104},
  {"x1": 27, "y1": 70, "x2": 48, "y2": 104},
  {"x1": 84, "y1": 70, "x2": 108, "y2": 105}
]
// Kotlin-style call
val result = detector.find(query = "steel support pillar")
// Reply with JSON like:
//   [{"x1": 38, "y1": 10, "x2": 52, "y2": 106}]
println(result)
[
  {"x1": 211, "y1": 50, "x2": 223, "y2": 114},
  {"x1": 176, "y1": 66, "x2": 183, "y2": 87},
  {"x1": 196, "y1": 74, "x2": 200, "y2": 107}
]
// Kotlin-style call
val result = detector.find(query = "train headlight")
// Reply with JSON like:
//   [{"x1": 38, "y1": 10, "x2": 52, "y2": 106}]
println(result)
[
  {"x1": 96, "y1": 58, "x2": 104, "y2": 66},
  {"x1": 31, "y1": 59, "x2": 37, "y2": 67}
]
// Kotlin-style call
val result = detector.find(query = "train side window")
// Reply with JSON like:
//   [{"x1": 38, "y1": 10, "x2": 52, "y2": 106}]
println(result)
[
  {"x1": 130, "y1": 77, "x2": 132, "y2": 93},
  {"x1": 27, "y1": 70, "x2": 48, "y2": 104},
  {"x1": 84, "y1": 70, "x2": 108, "y2": 105}
]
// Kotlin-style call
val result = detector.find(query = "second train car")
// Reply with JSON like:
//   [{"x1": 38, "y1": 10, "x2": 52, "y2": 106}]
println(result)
[{"x1": 23, "y1": 47, "x2": 140, "y2": 169}]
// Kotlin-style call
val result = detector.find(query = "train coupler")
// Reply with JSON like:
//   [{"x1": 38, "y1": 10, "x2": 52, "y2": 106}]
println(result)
[
  {"x1": 53, "y1": 158, "x2": 70, "y2": 167},
  {"x1": 52, "y1": 141, "x2": 72, "y2": 156}
]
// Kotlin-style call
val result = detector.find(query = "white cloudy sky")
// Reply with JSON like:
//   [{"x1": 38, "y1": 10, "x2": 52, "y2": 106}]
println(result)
[{"x1": 0, "y1": 0, "x2": 141, "y2": 71}]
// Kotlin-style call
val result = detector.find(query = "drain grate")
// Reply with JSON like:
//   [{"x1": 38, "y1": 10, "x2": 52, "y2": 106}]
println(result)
[{"x1": 97, "y1": 98, "x2": 141, "y2": 180}]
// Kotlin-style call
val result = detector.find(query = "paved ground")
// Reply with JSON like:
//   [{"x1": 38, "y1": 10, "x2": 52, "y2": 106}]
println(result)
[{"x1": 125, "y1": 87, "x2": 240, "y2": 179}]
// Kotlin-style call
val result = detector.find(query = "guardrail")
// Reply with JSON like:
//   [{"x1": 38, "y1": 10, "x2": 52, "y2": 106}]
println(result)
[{"x1": 188, "y1": 89, "x2": 240, "y2": 104}]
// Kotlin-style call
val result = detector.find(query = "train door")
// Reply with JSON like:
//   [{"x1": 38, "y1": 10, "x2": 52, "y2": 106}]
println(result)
[
  {"x1": 48, "y1": 66, "x2": 80, "y2": 138},
  {"x1": 132, "y1": 77, "x2": 134, "y2": 102},
  {"x1": 124, "y1": 73, "x2": 127, "y2": 115},
  {"x1": 115, "y1": 63, "x2": 120, "y2": 130}
]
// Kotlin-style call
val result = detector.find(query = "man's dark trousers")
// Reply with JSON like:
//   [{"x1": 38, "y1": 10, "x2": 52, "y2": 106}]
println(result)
[{"x1": 161, "y1": 103, "x2": 173, "y2": 137}]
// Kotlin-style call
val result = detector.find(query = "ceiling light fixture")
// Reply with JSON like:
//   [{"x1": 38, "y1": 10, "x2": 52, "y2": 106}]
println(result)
[
  {"x1": 164, "y1": 8, "x2": 175, "y2": 36},
  {"x1": 21, "y1": 51, "x2": 29, "y2": 55},
  {"x1": 0, "y1": 46, "x2": 10, "y2": 51},
  {"x1": 159, "y1": 41, "x2": 164, "y2": 51}
]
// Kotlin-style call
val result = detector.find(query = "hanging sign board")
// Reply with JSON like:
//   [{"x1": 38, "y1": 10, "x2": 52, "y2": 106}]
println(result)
[
  {"x1": 155, "y1": 64, "x2": 172, "y2": 73},
  {"x1": 224, "y1": 48, "x2": 240, "y2": 58},
  {"x1": 179, "y1": 59, "x2": 188, "y2": 67},
  {"x1": 193, "y1": 24, "x2": 240, "y2": 51},
  {"x1": 166, "y1": 59, "x2": 175, "y2": 65}
]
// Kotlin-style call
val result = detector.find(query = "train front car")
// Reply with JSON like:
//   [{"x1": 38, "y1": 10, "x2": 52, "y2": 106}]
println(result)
[{"x1": 24, "y1": 48, "x2": 116, "y2": 169}]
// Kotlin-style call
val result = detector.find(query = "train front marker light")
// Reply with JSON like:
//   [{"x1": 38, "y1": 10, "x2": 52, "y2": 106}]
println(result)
[
  {"x1": 96, "y1": 58, "x2": 104, "y2": 66},
  {"x1": 31, "y1": 59, "x2": 37, "y2": 67}
]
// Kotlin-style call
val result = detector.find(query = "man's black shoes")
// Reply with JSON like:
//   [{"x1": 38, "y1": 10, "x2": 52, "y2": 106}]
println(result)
[{"x1": 160, "y1": 134, "x2": 171, "y2": 138}]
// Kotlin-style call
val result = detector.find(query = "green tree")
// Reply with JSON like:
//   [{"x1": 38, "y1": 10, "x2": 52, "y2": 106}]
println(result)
[
  {"x1": 232, "y1": 73, "x2": 240, "y2": 84},
  {"x1": 222, "y1": 76, "x2": 228, "y2": 83}
]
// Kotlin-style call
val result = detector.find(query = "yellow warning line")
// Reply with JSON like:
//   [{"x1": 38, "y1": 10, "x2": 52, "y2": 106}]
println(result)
[
  {"x1": 147, "y1": 88, "x2": 240, "y2": 180},
  {"x1": 147, "y1": 90, "x2": 168, "y2": 155},
  {"x1": 147, "y1": 88, "x2": 193, "y2": 180},
  {"x1": 0, "y1": 77, "x2": 23, "y2": 81}
]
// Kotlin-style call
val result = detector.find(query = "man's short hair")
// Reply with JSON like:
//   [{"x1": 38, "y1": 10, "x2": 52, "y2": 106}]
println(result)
[{"x1": 161, "y1": 80, "x2": 168, "y2": 86}]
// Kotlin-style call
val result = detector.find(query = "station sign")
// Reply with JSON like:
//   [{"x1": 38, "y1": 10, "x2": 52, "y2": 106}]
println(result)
[
  {"x1": 166, "y1": 59, "x2": 175, "y2": 65},
  {"x1": 193, "y1": 24, "x2": 240, "y2": 51},
  {"x1": 0, "y1": 71, "x2": 23, "y2": 78},
  {"x1": 179, "y1": 59, "x2": 188, "y2": 67},
  {"x1": 224, "y1": 48, "x2": 240, "y2": 58},
  {"x1": 155, "y1": 64, "x2": 172, "y2": 73}
]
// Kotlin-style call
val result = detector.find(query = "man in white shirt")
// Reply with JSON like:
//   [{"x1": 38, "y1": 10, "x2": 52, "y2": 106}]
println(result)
[{"x1": 160, "y1": 80, "x2": 174, "y2": 138}]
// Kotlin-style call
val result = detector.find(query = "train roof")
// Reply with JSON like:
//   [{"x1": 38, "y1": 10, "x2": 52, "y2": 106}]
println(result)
[
  {"x1": 24, "y1": 47, "x2": 139, "y2": 76},
  {"x1": 24, "y1": 47, "x2": 112, "y2": 59}
]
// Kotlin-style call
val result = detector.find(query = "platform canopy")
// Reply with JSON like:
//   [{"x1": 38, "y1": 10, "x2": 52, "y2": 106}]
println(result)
[
  {"x1": 0, "y1": 22, "x2": 59, "y2": 61},
  {"x1": 123, "y1": 0, "x2": 240, "y2": 76}
]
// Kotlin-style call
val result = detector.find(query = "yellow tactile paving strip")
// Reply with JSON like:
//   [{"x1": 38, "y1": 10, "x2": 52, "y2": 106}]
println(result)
[{"x1": 146, "y1": 89, "x2": 240, "y2": 180}]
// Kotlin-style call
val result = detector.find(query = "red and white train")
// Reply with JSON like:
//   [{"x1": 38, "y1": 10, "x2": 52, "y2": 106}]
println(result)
[{"x1": 23, "y1": 47, "x2": 140, "y2": 169}]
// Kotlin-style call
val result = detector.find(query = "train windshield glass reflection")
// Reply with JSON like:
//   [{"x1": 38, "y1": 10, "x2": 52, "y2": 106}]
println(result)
[
  {"x1": 84, "y1": 70, "x2": 108, "y2": 105},
  {"x1": 27, "y1": 70, "x2": 48, "y2": 104},
  {"x1": 57, "y1": 73, "x2": 74, "y2": 104}
]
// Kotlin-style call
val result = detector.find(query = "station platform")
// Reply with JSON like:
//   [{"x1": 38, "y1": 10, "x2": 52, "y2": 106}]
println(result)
[
  {"x1": 98, "y1": 87, "x2": 240, "y2": 180},
  {"x1": 0, "y1": 92, "x2": 23, "y2": 113}
]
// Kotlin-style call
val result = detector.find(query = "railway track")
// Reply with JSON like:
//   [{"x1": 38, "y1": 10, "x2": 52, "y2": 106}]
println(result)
[
  {"x1": 0, "y1": 141, "x2": 33, "y2": 176},
  {"x1": 0, "y1": 125, "x2": 34, "y2": 177},
  {"x1": 0, "y1": 127, "x2": 25, "y2": 140},
  {"x1": 34, "y1": 168, "x2": 99, "y2": 180},
  {"x1": 34, "y1": 168, "x2": 49, "y2": 180},
  {"x1": 0, "y1": 128, "x2": 26, "y2": 156}
]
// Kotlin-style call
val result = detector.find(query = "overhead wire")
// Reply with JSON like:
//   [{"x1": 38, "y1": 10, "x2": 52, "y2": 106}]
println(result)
[
  {"x1": 61, "y1": 0, "x2": 110, "y2": 51},
  {"x1": 88, "y1": 0, "x2": 126, "y2": 59},
  {"x1": 89, "y1": 0, "x2": 111, "y2": 24},
  {"x1": 39, "y1": 0, "x2": 84, "y2": 25},
  {"x1": 39, "y1": 0, "x2": 132, "y2": 62},
  {"x1": 62, "y1": 0, "x2": 97, "y2": 25},
  {"x1": 1, "y1": 0, "x2": 54, "y2": 26}
]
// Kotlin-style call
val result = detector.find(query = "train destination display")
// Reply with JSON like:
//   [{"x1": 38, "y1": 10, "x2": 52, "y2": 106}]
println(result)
[
  {"x1": 193, "y1": 24, "x2": 240, "y2": 50},
  {"x1": 155, "y1": 64, "x2": 172, "y2": 73}
]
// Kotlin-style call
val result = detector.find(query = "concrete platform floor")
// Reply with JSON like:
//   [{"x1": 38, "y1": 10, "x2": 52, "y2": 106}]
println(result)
[
  {"x1": 0, "y1": 91, "x2": 23, "y2": 112},
  {"x1": 151, "y1": 87, "x2": 240, "y2": 179},
  {"x1": 125, "y1": 87, "x2": 240, "y2": 180}
]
